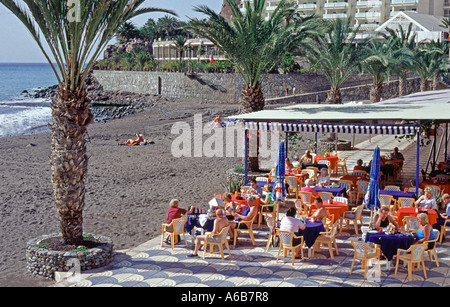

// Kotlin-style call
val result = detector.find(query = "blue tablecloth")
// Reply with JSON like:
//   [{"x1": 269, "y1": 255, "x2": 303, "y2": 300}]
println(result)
[
  {"x1": 299, "y1": 220, "x2": 326, "y2": 248},
  {"x1": 365, "y1": 232, "x2": 413, "y2": 261},
  {"x1": 379, "y1": 190, "x2": 416, "y2": 200},
  {"x1": 185, "y1": 215, "x2": 215, "y2": 233},
  {"x1": 313, "y1": 186, "x2": 346, "y2": 197}
]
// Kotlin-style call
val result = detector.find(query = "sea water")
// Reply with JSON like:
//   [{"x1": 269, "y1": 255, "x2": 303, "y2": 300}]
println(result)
[{"x1": 0, "y1": 63, "x2": 57, "y2": 137}]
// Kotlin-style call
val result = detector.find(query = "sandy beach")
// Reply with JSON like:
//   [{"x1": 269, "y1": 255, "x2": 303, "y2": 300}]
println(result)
[{"x1": 0, "y1": 97, "x2": 248, "y2": 287}]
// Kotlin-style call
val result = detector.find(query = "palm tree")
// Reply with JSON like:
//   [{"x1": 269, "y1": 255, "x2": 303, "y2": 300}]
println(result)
[
  {"x1": 383, "y1": 23, "x2": 416, "y2": 96},
  {"x1": 0, "y1": 0, "x2": 175, "y2": 246},
  {"x1": 303, "y1": 18, "x2": 363, "y2": 104},
  {"x1": 187, "y1": 0, "x2": 319, "y2": 114},
  {"x1": 360, "y1": 38, "x2": 413, "y2": 102},
  {"x1": 116, "y1": 21, "x2": 139, "y2": 43},
  {"x1": 413, "y1": 41, "x2": 447, "y2": 92},
  {"x1": 172, "y1": 35, "x2": 187, "y2": 63}
]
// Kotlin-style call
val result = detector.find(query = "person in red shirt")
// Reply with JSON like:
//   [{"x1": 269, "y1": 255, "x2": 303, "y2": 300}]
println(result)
[
  {"x1": 300, "y1": 179, "x2": 319, "y2": 197},
  {"x1": 166, "y1": 199, "x2": 193, "y2": 224}
]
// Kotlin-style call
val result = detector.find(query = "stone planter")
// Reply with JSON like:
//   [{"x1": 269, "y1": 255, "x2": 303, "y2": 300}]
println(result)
[
  {"x1": 26, "y1": 233, "x2": 114, "y2": 279},
  {"x1": 318, "y1": 139, "x2": 352, "y2": 152}
]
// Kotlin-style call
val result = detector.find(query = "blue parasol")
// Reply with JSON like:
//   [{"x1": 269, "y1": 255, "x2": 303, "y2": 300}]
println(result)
[
  {"x1": 363, "y1": 146, "x2": 381, "y2": 218},
  {"x1": 273, "y1": 141, "x2": 286, "y2": 201}
]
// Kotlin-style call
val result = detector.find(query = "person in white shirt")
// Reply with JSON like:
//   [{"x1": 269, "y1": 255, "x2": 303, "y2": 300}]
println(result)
[
  {"x1": 317, "y1": 168, "x2": 330, "y2": 187},
  {"x1": 415, "y1": 187, "x2": 436, "y2": 209},
  {"x1": 279, "y1": 207, "x2": 306, "y2": 258}
]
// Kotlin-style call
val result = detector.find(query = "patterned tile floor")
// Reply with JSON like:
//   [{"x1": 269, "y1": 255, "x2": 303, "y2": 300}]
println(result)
[{"x1": 67, "y1": 212, "x2": 450, "y2": 287}]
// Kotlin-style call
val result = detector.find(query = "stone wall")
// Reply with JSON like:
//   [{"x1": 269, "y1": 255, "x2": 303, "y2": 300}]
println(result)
[{"x1": 93, "y1": 70, "x2": 422, "y2": 104}]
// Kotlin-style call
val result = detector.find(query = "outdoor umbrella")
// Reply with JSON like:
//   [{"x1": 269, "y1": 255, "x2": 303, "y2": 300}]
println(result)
[
  {"x1": 273, "y1": 141, "x2": 286, "y2": 202},
  {"x1": 363, "y1": 146, "x2": 381, "y2": 223}
]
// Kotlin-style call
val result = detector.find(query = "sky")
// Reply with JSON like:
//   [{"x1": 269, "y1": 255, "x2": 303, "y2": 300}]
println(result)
[{"x1": 0, "y1": 0, "x2": 223, "y2": 63}]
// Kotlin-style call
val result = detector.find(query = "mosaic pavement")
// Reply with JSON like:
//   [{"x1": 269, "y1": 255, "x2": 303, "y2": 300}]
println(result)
[{"x1": 66, "y1": 211, "x2": 450, "y2": 288}]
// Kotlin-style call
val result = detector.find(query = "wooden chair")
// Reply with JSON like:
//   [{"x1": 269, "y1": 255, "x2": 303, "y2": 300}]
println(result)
[
  {"x1": 317, "y1": 160, "x2": 330, "y2": 168},
  {"x1": 276, "y1": 230, "x2": 305, "y2": 265},
  {"x1": 265, "y1": 216, "x2": 279, "y2": 252},
  {"x1": 384, "y1": 185, "x2": 400, "y2": 191},
  {"x1": 333, "y1": 196, "x2": 348, "y2": 204},
  {"x1": 341, "y1": 204, "x2": 364, "y2": 234},
  {"x1": 161, "y1": 217, "x2": 188, "y2": 250},
  {"x1": 259, "y1": 200, "x2": 279, "y2": 227},
  {"x1": 397, "y1": 197, "x2": 414, "y2": 208},
  {"x1": 255, "y1": 176, "x2": 269, "y2": 183},
  {"x1": 285, "y1": 176, "x2": 300, "y2": 200},
  {"x1": 379, "y1": 194, "x2": 395, "y2": 214},
  {"x1": 313, "y1": 223, "x2": 339, "y2": 259},
  {"x1": 350, "y1": 240, "x2": 381, "y2": 279},
  {"x1": 233, "y1": 214, "x2": 257, "y2": 246},
  {"x1": 425, "y1": 229, "x2": 440, "y2": 268},
  {"x1": 294, "y1": 200, "x2": 308, "y2": 219},
  {"x1": 203, "y1": 226, "x2": 231, "y2": 260},
  {"x1": 302, "y1": 169, "x2": 317, "y2": 182},
  {"x1": 336, "y1": 156, "x2": 348, "y2": 176},
  {"x1": 352, "y1": 170, "x2": 367, "y2": 177},
  {"x1": 395, "y1": 243, "x2": 427, "y2": 282},
  {"x1": 338, "y1": 180, "x2": 354, "y2": 204},
  {"x1": 439, "y1": 217, "x2": 450, "y2": 243},
  {"x1": 318, "y1": 191, "x2": 333, "y2": 202},
  {"x1": 403, "y1": 216, "x2": 419, "y2": 233},
  {"x1": 355, "y1": 180, "x2": 369, "y2": 204},
  {"x1": 299, "y1": 191, "x2": 315, "y2": 215}
]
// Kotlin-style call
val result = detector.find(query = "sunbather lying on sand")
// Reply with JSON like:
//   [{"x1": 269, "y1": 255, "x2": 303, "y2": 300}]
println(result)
[{"x1": 120, "y1": 133, "x2": 144, "y2": 146}]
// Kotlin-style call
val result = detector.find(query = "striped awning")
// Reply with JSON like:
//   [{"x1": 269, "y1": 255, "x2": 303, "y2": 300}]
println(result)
[{"x1": 244, "y1": 122, "x2": 419, "y2": 135}]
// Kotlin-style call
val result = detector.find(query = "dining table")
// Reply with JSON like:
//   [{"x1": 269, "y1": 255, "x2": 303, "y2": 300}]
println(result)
[
  {"x1": 296, "y1": 219, "x2": 326, "y2": 257},
  {"x1": 365, "y1": 230, "x2": 414, "y2": 265},
  {"x1": 313, "y1": 185, "x2": 347, "y2": 197},
  {"x1": 395, "y1": 207, "x2": 439, "y2": 228},
  {"x1": 379, "y1": 190, "x2": 416, "y2": 200},
  {"x1": 314, "y1": 155, "x2": 339, "y2": 171},
  {"x1": 231, "y1": 194, "x2": 261, "y2": 211},
  {"x1": 318, "y1": 200, "x2": 349, "y2": 221}
]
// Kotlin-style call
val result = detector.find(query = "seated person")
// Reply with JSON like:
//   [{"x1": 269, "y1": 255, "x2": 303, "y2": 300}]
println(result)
[
  {"x1": 301, "y1": 179, "x2": 319, "y2": 198},
  {"x1": 223, "y1": 193, "x2": 239, "y2": 214},
  {"x1": 285, "y1": 158, "x2": 295, "y2": 172},
  {"x1": 310, "y1": 197, "x2": 328, "y2": 222},
  {"x1": 279, "y1": 207, "x2": 306, "y2": 258},
  {"x1": 187, "y1": 208, "x2": 229, "y2": 257},
  {"x1": 390, "y1": 147, "x2": 405, "y2": 167},
  {"x1": 260, "y1": 184, "x2": 275, "y2": 212},
  {"x1": 229, "y1": 196, "x2": 258, "y2": 242},
  {"x1": 415, "y1": 187, "x2": 436, "y2": 209},
  {"x1": 164, "y1": 199, "x2": 194, "y2": 243},
  {"x1": 122, "y1": 133, "x2": 144, "y2": 146},
  {"x1": 248, "y1": 179, "x2": 263, "y2": 196},
  {"x1": 414, "y1": 213, "x2": 436, "y2": 249},
  {"x1": 317, "y1": 168, "x2": 330, "y2": 187},
  {"x1": 300, "y1": 149, "x2": 313, "y2": 164},
  {"x1": 372, "y1": 205, "x2": 399, "y2": 230},
  {"x1": 353, "y1": 159, "x2": 367, "y2": 172}
]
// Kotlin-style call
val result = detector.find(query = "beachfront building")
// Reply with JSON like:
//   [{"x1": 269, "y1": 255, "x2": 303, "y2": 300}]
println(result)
[
  {"x1": 152, "y1": 38, "x2": 226, "y2": 62},
  {"x1": 243, "y1": 0, "x2": 445, "y2": 31}
]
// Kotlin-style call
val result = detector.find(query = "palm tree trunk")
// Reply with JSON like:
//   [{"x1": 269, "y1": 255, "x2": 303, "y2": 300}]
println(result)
[
  {"x1": 326, "y1": 88, "x2": 342, "y2": 104},
  {"x1": 240, "y1": 83, "x2": 264, "y2": 172},
  {"x1": 49, "y1": 85, "x2": 94, "y2": 246},
  {"x1": 370, "y1": 82, "x2": 383, "y2": 103},
  {"x1": 432, "y1": 72, "x2": 440, "y2": 90},
  {"x1": 240, "y1": 83, "x2": 265, "y2": 114},
  {"x1": 399, "y1": 71, "x2": 407, "y2": 96},
  {"x1": 420, "y1": 80, "x2": 430, "y2": 92}
]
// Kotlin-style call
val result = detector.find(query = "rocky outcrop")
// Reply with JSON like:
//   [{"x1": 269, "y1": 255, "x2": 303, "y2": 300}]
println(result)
[{"x1": 219, "y1": 0, "x2": 241, "y2": 21}]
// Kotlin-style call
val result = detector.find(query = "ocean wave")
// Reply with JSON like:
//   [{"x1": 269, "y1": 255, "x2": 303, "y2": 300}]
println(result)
[{"x1": 0, "y1": 105, "x2": 51, "y2": 138}]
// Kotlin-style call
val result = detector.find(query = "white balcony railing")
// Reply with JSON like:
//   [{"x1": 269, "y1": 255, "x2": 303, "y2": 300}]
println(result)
[
  {"x1": 391, "y1": 0, "x2": 418, "y2": 5},
  {"x1": 324, "y1": 2, "x2": 348, "y2": 8},
  {"x1": 356, "y1": 1, "x2": 382, "y2": 7},
  {"x1": 297, "y1": 3, "x2": 317, "y2": 9},
  {"x1": 323, "y1": 13, "x2": 347, "y2": 18}
]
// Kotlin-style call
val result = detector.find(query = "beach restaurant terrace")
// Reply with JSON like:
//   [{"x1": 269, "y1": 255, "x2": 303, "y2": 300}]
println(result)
[{"x1": 228, "y1": 89, "x2": 450, "y2": 194}]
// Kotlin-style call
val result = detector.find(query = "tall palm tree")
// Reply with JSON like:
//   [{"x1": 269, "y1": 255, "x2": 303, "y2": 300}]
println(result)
[
  {"x1": 360, "y1": 38, "x2": 413, "y2": 102},
  {"x1": 172, "y1": 35, "x2": 187, "y2": 63},
  {"x1": 0, "y1": 0, "x2": 175, "y2": 245},
  {"x1": 187, "y1": 0, "x2": 319, "y2": 114},
  {"x1": 383, "y1": 23, "x2": 416, "y2": 96},
  {"x1": 303, "y1": 18, "x2": 363, "y2": 104},
  {"x1": 413, "y1": 41, "x2": 447, "y2": 92}
]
